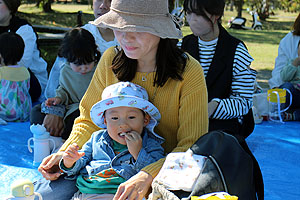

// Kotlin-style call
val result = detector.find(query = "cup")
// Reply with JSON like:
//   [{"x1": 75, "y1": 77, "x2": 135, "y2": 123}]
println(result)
[
  {"x1": 27, "y1": 137, "x2": 56, "y2": 167},
  {"x1": 267, "y1": 88, "x2": 292, "y2": 123},
  {"x1": 6, "y1": 179, "x2": 42, "y2": 200},
  {"x1": 28, "y1": 124, "x2": 57, "y2": 166}
]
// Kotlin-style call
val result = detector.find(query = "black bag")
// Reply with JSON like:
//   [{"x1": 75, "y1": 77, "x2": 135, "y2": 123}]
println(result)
[{"x1": 149, "y1": 130, "x2": 264, "y2": 200}]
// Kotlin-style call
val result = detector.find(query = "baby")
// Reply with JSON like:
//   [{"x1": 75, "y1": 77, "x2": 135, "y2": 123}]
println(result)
[{"x1": 60, "y1": 82, "x2": 165, "y2": 199}]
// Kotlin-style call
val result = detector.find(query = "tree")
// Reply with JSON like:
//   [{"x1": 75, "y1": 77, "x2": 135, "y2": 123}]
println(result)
[
  {"x1": 279, "y1": 0, "x2": 300, "y2": 12},
  {"x1": 234, "y1": 0, "x2": 244, "y2": 17},
  {"x1": 247, "y1": 0, "x2": 270, "y2": 20},
  {"x1": 35, "y1": 0, "x2": 54, "y2": 13}
]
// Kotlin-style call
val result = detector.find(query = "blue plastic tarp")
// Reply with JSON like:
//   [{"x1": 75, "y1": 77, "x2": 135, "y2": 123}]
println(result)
[{"x1": 0, "y1": 121, "x2": 299, "y2": 199}]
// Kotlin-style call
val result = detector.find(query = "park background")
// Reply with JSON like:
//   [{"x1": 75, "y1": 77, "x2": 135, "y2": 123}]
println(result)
[
  {"x1": 1, "y1": 1, "x2": 300, "y2": 199},
  {"x1": 17, "y1": 1, "x2": 300, "y2": 89}
]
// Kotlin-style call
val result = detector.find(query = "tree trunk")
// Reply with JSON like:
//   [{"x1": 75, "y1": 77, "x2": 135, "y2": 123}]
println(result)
[
  {"x1": 258, "y1": 0, "x2": 269, "y2": 21},
  {"x1": 43, "y1": 0, "x2": 53, "y2": 13},
  {"x1": 36, "y1": 0, "x2": 42, "y2": 7},
  {"x1": 230, "y1": 0, "x2": 234, "y2": 11},
  {"x1": 235, "y1": 0, "x2": 244, "y2": 17}
]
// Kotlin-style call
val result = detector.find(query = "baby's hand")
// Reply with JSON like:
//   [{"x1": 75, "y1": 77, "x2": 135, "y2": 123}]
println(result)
[
  {"x1": 62, "y1": 143, "x2": 85, "y2": 169},
  {"x1": 124, "y1": 131, "x2": 142, "y2": 160},
  {"x1": 45, "y1": 97, "x2": 62, "y2": 107}
]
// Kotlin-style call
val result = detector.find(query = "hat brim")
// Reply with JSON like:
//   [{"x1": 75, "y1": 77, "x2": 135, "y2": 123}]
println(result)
[
  {"x1": 92, "y1": 10, "x2": 182, "y2": 39},
  {"x1": 90, "y1": 96, "x2": 161, "y2": 133}
]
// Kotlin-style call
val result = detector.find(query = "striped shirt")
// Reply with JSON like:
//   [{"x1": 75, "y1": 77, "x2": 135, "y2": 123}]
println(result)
[{"x1": 179, "y1": 37, "x2": 256, "y2": 120}]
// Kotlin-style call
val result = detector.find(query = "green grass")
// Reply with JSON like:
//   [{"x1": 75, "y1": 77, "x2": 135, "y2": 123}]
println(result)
[{"x1": 17, "y1": 4, "x2": 299, "y2": 87}]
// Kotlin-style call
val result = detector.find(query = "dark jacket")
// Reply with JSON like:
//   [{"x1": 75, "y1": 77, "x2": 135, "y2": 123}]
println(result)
[{"x1": 181, "y1": 25, "x2": 254, "y2": 138}]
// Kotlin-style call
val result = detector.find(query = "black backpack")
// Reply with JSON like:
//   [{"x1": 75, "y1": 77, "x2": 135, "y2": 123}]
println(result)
[{"x1": 149, "y1": 130, "x2": 264, "y2": 200}]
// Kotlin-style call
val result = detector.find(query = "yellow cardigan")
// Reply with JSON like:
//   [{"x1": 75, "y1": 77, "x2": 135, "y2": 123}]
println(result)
[{"x1": 60, "y1": 47, "x2": 208, "y2": 177}]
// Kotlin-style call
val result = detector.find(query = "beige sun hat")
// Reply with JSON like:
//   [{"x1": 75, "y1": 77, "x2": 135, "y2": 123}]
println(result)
[{"x1": 92, "y1": 0, "x2": 183, "y2": 39}]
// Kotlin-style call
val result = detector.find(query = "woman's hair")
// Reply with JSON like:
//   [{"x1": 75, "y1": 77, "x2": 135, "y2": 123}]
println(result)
[
  {"x1": 293, "y1": 13, "x2": 300, "y2": 36},
  {"x1": 0, "y1": 32, "x2": 24, "y2": 65},
  {"x1": 3, "y1": 0, "x2": 21, "y2": 15},
  {"x1": 183, "y1": 0, "x2": 225, "y2": 25},
  {"x1": 111, "y1": 39, "x2": 187, "y2": 87},
  {"x1": 58, "y1": 28, "x2": 100, "y2": 65}
]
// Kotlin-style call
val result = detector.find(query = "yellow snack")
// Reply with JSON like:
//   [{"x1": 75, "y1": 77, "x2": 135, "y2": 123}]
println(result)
[{"x1": 191, "y1": 192, "x2": 238, "y2": 200}]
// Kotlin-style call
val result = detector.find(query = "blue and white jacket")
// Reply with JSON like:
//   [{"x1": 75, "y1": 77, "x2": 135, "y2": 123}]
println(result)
[{"x1": 60, "y1": 129, "x2": 165, "y2": 180}]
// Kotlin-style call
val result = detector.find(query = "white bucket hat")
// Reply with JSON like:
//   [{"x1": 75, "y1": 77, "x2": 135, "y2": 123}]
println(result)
[
  {"x1": 92, "y1": 0, "x2": 182, "y2": 39},
  {"x1": 90, "y1": 82, "x2": 161, "y2": 134}
]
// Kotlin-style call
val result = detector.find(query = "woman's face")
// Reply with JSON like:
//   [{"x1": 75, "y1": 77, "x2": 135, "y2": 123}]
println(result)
[
  {"x1": 186, "y1": 12, "x2": 218, "y2": 40},
  {"x1": 93, "y1": 0, "x2": 111, "y2": 19},
  {"x1": 113, "y1": 31, "x2": 160, "y2": 61},
  {"x1": 0, "y1": 0, "x2": 11, "y2": 26}
]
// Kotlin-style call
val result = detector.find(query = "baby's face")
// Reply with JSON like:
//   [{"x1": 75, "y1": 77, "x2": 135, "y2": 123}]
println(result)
[
  {"x1": 70, "y1": 62, "x2": 94, "y2": 75},
  {"x1": 104, "y1": 106, "x2": 149, "y2": 145}
]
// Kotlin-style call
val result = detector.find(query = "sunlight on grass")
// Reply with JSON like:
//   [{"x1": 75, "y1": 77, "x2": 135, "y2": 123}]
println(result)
[
  {"x1": 51, "y1": 3, "x2": 93, "y2": 14},
  {"x1": 20, "y1": 3, "x2": 94, "y2": 14},
  {"x1": 247, "y1": 43, "x2": 277, "y2": 71}
]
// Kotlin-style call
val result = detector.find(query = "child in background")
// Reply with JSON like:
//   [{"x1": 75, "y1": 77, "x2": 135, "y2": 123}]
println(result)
[
  {"x1": 41, "y1": 27, "x2": 100, "y2": 140},
  {"x1": 0, "y1": 32, "x2": 31, "y2": 124},
  {"x1": 59, "y1": 82, "x2": 165, "y2": 200}
]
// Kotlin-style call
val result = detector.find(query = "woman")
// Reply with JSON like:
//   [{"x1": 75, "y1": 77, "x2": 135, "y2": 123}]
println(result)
[
  {"x1": 276, "y1": 13, "x2": 300, "y2": 121},
  {"x1": 0, "y1": 0, "x2": 48, "y2": 102},
  {"x1": 30, "y1": 0, "x2": 118, "y2": 138},
  {"x1": 34, "y1": 0, "x2": 208, "y2": 199},
  {"x1": 180, "y1": 0, "x2": 256, "y2": 138},
  {"x1": 269, "y1": 13, "x2": 300, "y2": 89}
]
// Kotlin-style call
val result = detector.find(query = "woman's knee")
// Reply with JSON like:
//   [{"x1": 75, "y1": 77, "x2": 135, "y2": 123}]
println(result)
[
  {"x1": 34, "y1": 175, "x2": 78, "y2": 200},
  {"x1": 280, "y1": 82, "x2": 294, "y2": 91}
]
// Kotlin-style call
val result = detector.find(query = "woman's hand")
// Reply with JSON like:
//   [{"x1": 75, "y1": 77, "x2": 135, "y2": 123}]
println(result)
[
  {"x1": 113, "y1": 171, "x2": 153, "y2": 200},
  {"x1": 208, "y1": 100, "x2": 219, "y2": 118},
  {"x1": 43, "y1": 114, "x2": 64, "y2": 137},
  {"x1": 38, "y1": 152, "x2": 64, "y2": 181}
]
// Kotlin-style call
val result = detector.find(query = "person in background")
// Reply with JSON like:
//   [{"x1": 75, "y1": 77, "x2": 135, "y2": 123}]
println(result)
[
  {"x1": 279, "y1": 37, "x2": 300, "y2": 121},
  {"x1": 268, "y1": 13, "x2": 300, "y2": 121},
  {"x1": 34, "y1": 28, "x2": 100, "y2": 140},
  {"x1": 31, "y1": 0, "x2": 118, "y2": 138},
  {"x1": 0, "y1": 0, "x2": 48, "y2": 102},
  {"x1": 179, "y1": 0, "x2": 256, "y2": 138},
  {"x1": 0, "y1": 32, "x2": 31, "y2": 124},
  {"x1": 269, "y1": 13, "x2": 300, "y2": 89},
  {"x1": 45, "y1": 0, "x2": 118, "y2": 99},
  {"x1": 60, "y1": 82, "x2": 164, "y2": 200},
  {"x1": 34, "y1": 0, "x2": 208, "y2": 199}
]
